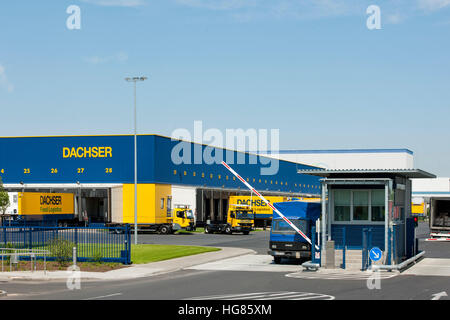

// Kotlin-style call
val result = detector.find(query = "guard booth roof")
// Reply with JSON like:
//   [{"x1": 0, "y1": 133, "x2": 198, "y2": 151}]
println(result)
[{"x1": 272, "y1": 201, "x2": 321, "y2": 221}]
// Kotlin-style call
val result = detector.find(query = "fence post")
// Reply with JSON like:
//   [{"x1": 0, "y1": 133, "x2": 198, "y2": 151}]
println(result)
[
  {"x1": 73, "y1": 246, "x2": 77, "y2": 267},
  {"x1": 28, "y1": 228, "x2": 32, "y2": 250},
  {"x1": 311, "y1": 226, "x2": 316, "y2": 264},
  {"x1": 362, "y1": 228, "x2": 368, "y2": 271},
  {"x1": 368, "y1": 228, "x2": 372, "y2": 268},
  {"x1": 75, "y1": 227, "x2": 78, "y2": 246},
  {"x1": 127, "y1": 225, "x2": 131, "y2": 264},
  {"x1": 342, "y1": 227, "x2": 346, "y2": 270},
  {"x1": 393, "y1": 225, "x2": 397, "y2": 265}
]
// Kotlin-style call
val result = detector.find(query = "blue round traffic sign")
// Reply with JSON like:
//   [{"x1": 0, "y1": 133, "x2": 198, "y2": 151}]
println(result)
[{"x1": 369, "y1": 247, "x2": 382, "y2": 262}]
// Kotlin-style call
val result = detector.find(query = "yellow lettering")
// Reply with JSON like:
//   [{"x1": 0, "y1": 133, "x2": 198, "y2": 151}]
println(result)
[
  {"x1": 105, "y1": 147, "x2": 112, "y2": 158},
  {"x1": 62, "y1": 146, "x2": 112, "y2": 158},
  {"x1": 76, "y1": 147, "x2": 84, "y2": 158},
  {"x1": 63, "y1": 147, "x2": 70, "y2": 158},
  {"x1": 84, "y1": 147, "x2": 91, "y2": 158},
  {"x1": 92, "y1": 147, "x2": 98, "y2": 158}
]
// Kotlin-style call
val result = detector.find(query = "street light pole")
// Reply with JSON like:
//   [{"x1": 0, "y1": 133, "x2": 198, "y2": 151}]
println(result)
[{"x1": 125, "y1": 76, "x2": 147, "y2": 245}]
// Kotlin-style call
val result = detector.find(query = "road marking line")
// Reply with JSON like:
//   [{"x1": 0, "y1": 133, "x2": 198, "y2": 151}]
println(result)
[
  {"x1": 256, "y1": 293, "x2": 317, "y2": 300},
  {"x1": 84, "y1": 293, "x2": 122, "y2": 300},
  {"x1": 189, "y1": 291, "x2": 335, "y2": 301},
  {"x1": 293, "y1": 294, "x2": 335, "y2": 300},
  {"x1": 226, "y1": 292, "x2": 299, "y2": 300},
  {"x1": 189, "y1": 292, "x2": 277, "y2": 300}
]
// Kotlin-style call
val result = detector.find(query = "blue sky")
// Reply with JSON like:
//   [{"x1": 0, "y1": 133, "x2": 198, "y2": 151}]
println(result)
[{"x1": 0, "y1": 0, "x2": 449, "y2": 175}]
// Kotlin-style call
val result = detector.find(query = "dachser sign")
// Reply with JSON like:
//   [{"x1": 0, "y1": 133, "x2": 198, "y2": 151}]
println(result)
[
  {"x1": 19, "y1": 192, "x2": 74, "y2": 215},
  {"x1": 40, "y1": 195, "x2": 62, "y2": 205},
  {"x1": 63, "y1": 146, "x2": 112, "y2": 159},
  {"x1": 229, "y1": 196, "x2": 286, "y2": 216}
]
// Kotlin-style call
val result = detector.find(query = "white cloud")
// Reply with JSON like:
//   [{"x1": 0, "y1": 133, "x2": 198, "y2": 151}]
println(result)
[
  {"x1": 0, "y1": 65, "x2": 14, "y2": 93},
  {"x1": 80, "y1": 0, "x2": 146, "y2": 7},
  {"x1": 386, "y1": 13, "x2": 405, "y2": 24},
  {"x1": 418, "y1": 0, "x2": 450, "y2": 11},
  {"x1": 84, "y1": 52, "x2": 129, "y2": 64}
]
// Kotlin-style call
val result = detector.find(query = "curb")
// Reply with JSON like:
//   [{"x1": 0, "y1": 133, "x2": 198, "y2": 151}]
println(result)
[
  {"x1": 0, "y1": 247, "x2": 256, "y2": 282},
  {"x1": 152, "y1": 248, "x2": 257, "y2": 276}
]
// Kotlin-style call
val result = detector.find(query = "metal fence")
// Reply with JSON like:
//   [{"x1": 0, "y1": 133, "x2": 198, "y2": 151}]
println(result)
[{"x1": 0, "y1": 225, "x2": 131, "y2": 264}]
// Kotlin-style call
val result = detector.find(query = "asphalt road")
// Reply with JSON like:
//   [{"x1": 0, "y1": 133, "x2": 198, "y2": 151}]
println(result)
[
  {"x1": 0, "y1": 222, "x2": 449, "y2": 301},
  {"x1": 133, "y1": 229, "x2": 272, "y2": 255}
]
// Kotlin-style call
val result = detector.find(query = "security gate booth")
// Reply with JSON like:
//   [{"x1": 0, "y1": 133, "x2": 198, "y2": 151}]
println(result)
[{"x1": 298, "y1": 169, "x2": 435, "y2": 269}]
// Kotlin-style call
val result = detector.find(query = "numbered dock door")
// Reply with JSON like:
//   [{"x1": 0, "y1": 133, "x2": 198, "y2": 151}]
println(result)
[{"x1": 81, "y1": 189, "x2": 109, "y2": 223}]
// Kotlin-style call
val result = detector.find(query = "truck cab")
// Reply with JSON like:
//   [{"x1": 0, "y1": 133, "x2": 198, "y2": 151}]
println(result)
[
  {"x1": 171, "y1": 205, "x2": 196, "y2": 232},
  {"x1": 268, "y1": 201, "x2": 320, "y2": 264},
  {"x1": 227, "y1": 205, "x2": 254, "y2": 235},
  {"x1": 205, "y1": 204, "x2": 254, "y2": 235}
]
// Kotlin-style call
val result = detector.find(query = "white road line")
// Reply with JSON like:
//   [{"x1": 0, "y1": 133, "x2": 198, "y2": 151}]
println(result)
[
  {"x1": 189, "y1": 292, "x2": 277, "y2": 300},
  {"x1": 226, "y1": 292, "x2": 299, "y2": 300},
  {"x1": 84, "y1": 293, "x2": 122, "y2": 300},
  {"x1": 189, "y1": 291, "x2": 335, "y2": 301},
  {"x1": 293, "y1": 294, "x2": 335, "y2": 300},
  {"x1": 256, "y1": 293, "x2": 317, "y2": 300}
]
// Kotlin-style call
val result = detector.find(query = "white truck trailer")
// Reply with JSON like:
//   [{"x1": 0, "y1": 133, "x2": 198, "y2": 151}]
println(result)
[{"x1": 429, "y1": 197, "x2": 450, "y2": 240}]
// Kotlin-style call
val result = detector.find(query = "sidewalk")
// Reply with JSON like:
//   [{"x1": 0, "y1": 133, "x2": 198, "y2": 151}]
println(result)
[{"x1": 0, "y1": 247, "x2": 255, "y2": 282}]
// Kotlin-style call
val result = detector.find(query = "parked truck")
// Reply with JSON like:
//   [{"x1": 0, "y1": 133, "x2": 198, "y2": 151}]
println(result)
[
  {"x1": 2, "y1": 192, "x2": 77, "y2": 226},
  {"x1": 268, "y1": 201, "x2": 321, "y2": 264},
  {"x1": 204, "y1": 204, "x2": 254, "y2": 235},
  {"x1": 429, "y1": 197, "x2": 450, "y2": 239},
  {"x1": 109, "y1": 204, "x2": 196, "y2": 234}
]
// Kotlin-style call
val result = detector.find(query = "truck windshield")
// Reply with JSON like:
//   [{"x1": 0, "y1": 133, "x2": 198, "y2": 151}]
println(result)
[
  {"x1": 235, "y1": 210, "x2": 254, "y2": 220},
  {"x1": 185, "y1": 210, "x2": 194, "y2": 219},
  {"x1": 272, "y1": 219, "x2": 308, "y2": 234}
]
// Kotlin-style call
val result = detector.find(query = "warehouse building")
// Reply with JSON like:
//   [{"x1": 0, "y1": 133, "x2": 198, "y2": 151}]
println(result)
[
  {"x1": 0, "y1": 134, "x2": 322, "y2": 226},
  {"x1": 258, "y1": 148, "x2": 414, "y2": 170}
]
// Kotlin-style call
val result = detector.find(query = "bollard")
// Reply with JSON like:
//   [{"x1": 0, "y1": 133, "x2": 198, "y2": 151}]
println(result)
[
  {"x1": 325, "y1": 240, "x2": 335, "y2": 269},
  {"x1": 73, "y1": 246, "x2": 77, "y2": 267}
]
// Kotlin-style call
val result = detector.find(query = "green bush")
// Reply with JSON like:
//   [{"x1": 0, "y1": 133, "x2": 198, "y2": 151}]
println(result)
[
  {"x1": 1, "y1": 242, "x2": 15, "y2": 264},
  {"x1": 47, "y1": 237, "x2": 75, "y2": 266},
  {"x1": 92, "y1": 250, "x2": 103, "y2": 264}
]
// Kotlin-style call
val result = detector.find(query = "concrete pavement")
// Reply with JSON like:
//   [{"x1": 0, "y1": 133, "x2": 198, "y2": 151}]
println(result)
[{"x1": 0, "y1": 247, "x2": 256, "y2": 282}]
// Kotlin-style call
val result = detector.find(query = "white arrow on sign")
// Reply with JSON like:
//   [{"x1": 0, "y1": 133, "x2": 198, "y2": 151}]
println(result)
[{"x1": 431, "y1": 291, "x2": 448, "y2": 300}]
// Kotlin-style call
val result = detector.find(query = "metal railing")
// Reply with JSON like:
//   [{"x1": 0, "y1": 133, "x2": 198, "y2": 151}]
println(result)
[
  {"x1": 1, "y1": 248, "x2": 50, "y2": 272},
  {"x1": 0, "y1": 225, "x2": 131, "y2": 264}
]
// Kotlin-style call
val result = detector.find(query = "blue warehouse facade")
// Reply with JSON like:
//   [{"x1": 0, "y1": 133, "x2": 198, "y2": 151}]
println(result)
[{"x1": 0, "y1": 134, "x2": 321, "y2": 225}]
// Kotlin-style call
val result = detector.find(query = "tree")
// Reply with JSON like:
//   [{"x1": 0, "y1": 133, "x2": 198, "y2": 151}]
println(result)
[{"x1": 0, "y1": 177, "x2": 10, "y2": 215}]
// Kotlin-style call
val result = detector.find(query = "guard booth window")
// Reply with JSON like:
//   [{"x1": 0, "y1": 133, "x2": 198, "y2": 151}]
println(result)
[
  {"x1": 353, "y1": 191, "x2": 369, "y2": 221},
  {"x1": 371, "y1": 189, "x2": 385, "y2": 221},
  {"x1": 334, "y1": 190, "x2": 351, "y2": 221},
  {"x1": 333, "y1": 189, "x2": 385, "y2": 223}
]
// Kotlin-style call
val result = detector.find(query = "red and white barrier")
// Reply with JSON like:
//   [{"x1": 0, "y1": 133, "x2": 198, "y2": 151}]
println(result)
[{"x1": 221, "y1": 161, "x2": 319, "y2": 250}]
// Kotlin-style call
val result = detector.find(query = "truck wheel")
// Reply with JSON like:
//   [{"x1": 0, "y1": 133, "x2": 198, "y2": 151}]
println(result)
[
  {"x1": 159, "y1": 226, "x2": 171, "y2": 235},
  {"x1": 273, "y1": 257, "x2": 282, "y2": 264},
  {"x1": 243, "y1": 231, "x2": 250, "y2": 235},
  {"x1": 205, "y1": 226, "x2": 211, "y2": 234},
  {"x1": 225, "y1": 226, "x2": 232, "y2": 235}
]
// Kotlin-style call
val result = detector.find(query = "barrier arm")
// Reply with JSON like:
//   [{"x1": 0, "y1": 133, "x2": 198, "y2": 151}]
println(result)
[{"x1": 221, "y1": 161, "x2": 319, "y2": 250}]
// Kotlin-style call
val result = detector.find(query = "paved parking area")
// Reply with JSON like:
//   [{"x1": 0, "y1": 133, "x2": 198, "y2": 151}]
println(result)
[
  {"x1": 134, "y1": 230, "x2": 272, "y2": 254},
  {"x1": 187, "y1": 254, "x2": 301, "y2": 273},
  {"x1": 403, "y1": 258, "x2": 450, "y2": 277}
]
